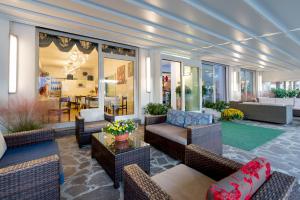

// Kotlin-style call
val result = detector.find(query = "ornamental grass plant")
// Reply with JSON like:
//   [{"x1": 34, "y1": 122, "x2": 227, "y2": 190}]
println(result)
[{"x1": 0, "y1": 98, "x2": 48, "y2": 133}]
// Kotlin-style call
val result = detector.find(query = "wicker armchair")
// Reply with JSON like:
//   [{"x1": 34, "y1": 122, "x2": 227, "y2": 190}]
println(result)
[
  {"x1": 75, "y1": 115, "x2": 109, "y2": 147},
  {"x1": 124, "y1": 144, "x2": 296, "y2": 200},
  {"x1": 144, "y1": 115, "x2": 222, "y2": 161},
  {"x1": 0, "y1": 129, "x2": 60, "y2": 200}
]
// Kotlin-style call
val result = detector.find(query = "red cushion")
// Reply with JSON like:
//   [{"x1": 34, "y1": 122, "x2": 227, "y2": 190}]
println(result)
[{"x1": 207, "y1": 157, "x2": 271, "y2": 200}]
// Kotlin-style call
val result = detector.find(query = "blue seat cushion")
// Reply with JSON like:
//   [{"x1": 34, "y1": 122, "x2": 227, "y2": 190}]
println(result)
[
  {"x1": 184, "y1": 112, "x2": 213, "y2": 127},
  {"x1": 0, "y1": 141, "x2": 64, "y2": 184},
  {"x1": 166, "y1": 109, "x2": 186, "y2": 127}
]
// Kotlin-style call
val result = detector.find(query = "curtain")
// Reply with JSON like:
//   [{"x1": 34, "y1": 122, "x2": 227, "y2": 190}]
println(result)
[{"x1": 39, "y1": 32, "x2": 97, "y2": 54}]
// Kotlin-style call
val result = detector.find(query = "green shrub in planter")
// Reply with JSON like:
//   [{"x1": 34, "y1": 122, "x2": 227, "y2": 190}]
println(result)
[
  {"x1": 204, "y1": 101, "x2": 229, "y2": 112},
  {"x1": 287, "y1": 89, "x2": 299, "y2": 98},
  {"x1": 271, "y1": 88, "x2": 287, "y2": 98},
  {"x1": 144, "y1": 103, "x2": 169, "y2": 115}
]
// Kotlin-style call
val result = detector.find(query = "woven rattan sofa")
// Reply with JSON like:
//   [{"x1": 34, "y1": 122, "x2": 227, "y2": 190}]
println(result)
[
  {"x1": 0, "y1": 128, "x2": 61, "y2": 200},
  {"x1": 144, "y1": 114, "x2": 222, "y2": 161},
  {"x1": 124, "y1": 144, "x2": 296, "y2": 200},
  {"x1": 230, "y1": 101, "x2": 293, "y2": 124}
]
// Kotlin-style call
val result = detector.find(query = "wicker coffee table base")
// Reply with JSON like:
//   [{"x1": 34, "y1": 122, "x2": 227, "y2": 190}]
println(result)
[{"x1": 91, "y1": 136, "x2": 150, "y2": 188}]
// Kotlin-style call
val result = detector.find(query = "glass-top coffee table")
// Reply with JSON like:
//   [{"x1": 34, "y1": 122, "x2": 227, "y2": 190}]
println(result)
[{"x1": 91, "y1": 132, "x2": 150, "y2": 188}]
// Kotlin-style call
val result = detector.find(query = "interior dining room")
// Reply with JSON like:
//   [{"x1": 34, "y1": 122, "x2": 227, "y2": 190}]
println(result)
[{"x1": 38, "y1": 32, "x2": 99, "y2": 123}]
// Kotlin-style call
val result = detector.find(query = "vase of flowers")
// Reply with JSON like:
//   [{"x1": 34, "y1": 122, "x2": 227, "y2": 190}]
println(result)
[{"x1": 105, "y1": 120, "x2": 136, "y2": 142}]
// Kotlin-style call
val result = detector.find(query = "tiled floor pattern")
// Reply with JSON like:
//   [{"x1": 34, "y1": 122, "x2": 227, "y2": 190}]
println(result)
[{"x1": 58, "y1": 120, "x2": 300, "y2": 199}]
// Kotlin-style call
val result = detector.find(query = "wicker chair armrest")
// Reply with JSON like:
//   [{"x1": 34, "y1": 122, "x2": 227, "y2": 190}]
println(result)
[
  {"x1": 251, "y1": 171, "x2": 296, "y2": 200},
  {"x1": 186, "y1": 123, "x2": 221, "y2": 142},
  {"x1": 144, "y1": 115, "x2": 167, "y2": 126},
  {"x1": 75, "y1": 114, "x2": 85, "y2": 133},
  {"x1": 0, "y1": 155, "x2": 60, "y2": 199},
  {"x1": 124, "y1": 164, "x2": 171, "y2": 200},
  {"x1": 4, "y1": 128, "x2": 54, "y2": 148},
  {"x1": 185, "y1": 144, "x2": 242, "y2": 181}
]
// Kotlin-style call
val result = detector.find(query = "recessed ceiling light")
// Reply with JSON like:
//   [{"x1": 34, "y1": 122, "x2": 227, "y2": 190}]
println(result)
[
  {"x1": 233, "y1": 58, "x2": 239, "y2": 62},
  {"x1": 259, "y1": 61, "x2": 266, "y2": 65},
  {"x1": 233, "y1": 53, "x2": 241, "y2": 58},
  {"x1": 259, "y1": 54, "x2": 268, "y2": 61},
  {"x1": 233, "y1": 44, "x2": 243, "y2": 52},
  {"x1": 258, "y1": 65, "x2": 265, "y2": 68},
  {"x1": 202, "y1": 45, "x2": 214, "y2": 49}
]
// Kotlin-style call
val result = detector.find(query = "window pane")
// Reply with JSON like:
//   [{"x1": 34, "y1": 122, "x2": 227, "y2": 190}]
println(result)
[
  {"x1": 214, "y1": 64, "x2": 226, "y2": 101},
  {"x1": 38, "y1": 33, "x2": 99, "y2": 123},
  {"x1": 241, "y1": 68, "x2": 255, "y2": 101},
  {"x1": 202, "y1": 63, "x2": 214, "y2": 103},
  {"x1": 104, "y1": 58, "x2": 134, "y2": 116},
  {"x1": 161, "y1": 60, "x2": 181, "y2": 109},
  {"x1": 184, "y1": 66, "x2": 200, "y2": 111}
]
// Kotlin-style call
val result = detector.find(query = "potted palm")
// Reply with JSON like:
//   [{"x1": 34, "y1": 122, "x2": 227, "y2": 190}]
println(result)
[{"x1": 104, "y1": 120, "x2": 136, "y2": 142}]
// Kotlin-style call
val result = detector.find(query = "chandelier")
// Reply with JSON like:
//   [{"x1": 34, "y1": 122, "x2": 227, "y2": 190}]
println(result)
[{"x1": 64, "y1": 50, "x2": 89, "y2": 75}]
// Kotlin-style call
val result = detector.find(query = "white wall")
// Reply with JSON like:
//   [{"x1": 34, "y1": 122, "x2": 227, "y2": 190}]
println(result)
[
  {"x1": 10, "y1": 22, "x2": 36, "y2": 100},
  {"x1": 0, "y1": 18, "x2": 10, "y2": 107}
]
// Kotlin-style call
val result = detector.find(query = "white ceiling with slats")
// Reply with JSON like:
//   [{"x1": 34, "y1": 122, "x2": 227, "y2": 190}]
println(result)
[{"x1": 1, "y1": 0, "x2": 300, "y2": 71}]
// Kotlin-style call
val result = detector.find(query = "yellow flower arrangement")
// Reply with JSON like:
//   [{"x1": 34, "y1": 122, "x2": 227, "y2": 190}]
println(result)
[
  {"x1": 104, "y1": 120, "x2": 136, "y2": 136},
  {"x1": 221, "y1": 108, "x2": 244, "y2": 121}
]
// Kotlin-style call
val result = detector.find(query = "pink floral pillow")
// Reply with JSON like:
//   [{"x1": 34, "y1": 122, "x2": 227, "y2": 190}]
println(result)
[{"x1": 207, "y1": 157, "x2": 271, "y2": 200}]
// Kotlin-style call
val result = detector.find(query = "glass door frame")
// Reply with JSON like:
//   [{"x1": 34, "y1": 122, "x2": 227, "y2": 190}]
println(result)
[
  {"x1": 36, "y1": 28, "x2": 139, "y2": 123},
  {"x1": 100, "y1": 41, "x2": 138, "y2": 120},
  {"x1": 160, "y1": 55, "x2": 202, "y2": 112}
]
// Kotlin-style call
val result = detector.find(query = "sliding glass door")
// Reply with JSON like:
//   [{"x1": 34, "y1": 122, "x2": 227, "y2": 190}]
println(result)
[
  {"x1": 103, "y1": 58, "x2": 134, "y2": 116},
  {"x1": 202, "y1": 61, "x2": 227, "y2": 104},
  {"x1": 184, "y1": 66, "x2": 200, "y2": 111},
  {"x1": 241, "y1": 68, "x2": 255, "y2": 101},
  {"x1": 161, "y1": 60, "x2": 181, "y2": 110}
]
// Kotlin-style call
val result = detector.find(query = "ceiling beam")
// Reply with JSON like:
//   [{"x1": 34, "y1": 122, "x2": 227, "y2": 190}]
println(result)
[
  {"x1": 125, "y1": 0, "x2": 298, "y2": 70},
  {"x1": 184, "y1": 0, "x2": 300, "y2": 69},
  {"x1": 244, "y1": 0, "x2": 300, "y2": 49},
  {"x1": 83, "y1": 0, "x2": 291, "y2": 70}
]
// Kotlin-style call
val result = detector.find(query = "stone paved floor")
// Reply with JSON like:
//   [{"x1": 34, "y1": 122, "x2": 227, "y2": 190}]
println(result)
[{"x1": 57, "y1": 120, "x2": 300, "y2": 199}]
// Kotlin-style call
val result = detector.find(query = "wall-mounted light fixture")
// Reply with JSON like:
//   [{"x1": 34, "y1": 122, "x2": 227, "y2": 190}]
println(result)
[
  {"x1": 146, "y1": 57, "x2": 151, "y2": 93},
  {"x1": 233, "y1": 71, "x2": 238, "y2": 92},
  {"x1": 9, "y1": 34, "x2": 18, "y2": 94}
]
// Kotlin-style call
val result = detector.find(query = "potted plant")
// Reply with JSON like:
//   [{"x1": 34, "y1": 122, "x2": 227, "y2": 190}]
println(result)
[
  {"x1": 144, "y1": 103, "x2": 169, "y2": 115},
  {"x1": 104, "y1": 120, "x2": 136, "y2": 142}
]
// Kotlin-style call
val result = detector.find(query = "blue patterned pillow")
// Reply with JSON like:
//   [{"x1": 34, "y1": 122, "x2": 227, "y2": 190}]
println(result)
[
  {"x1": 166, "y1": 109, "x2": 185, "y2": 127},
  {"x1": 184, "y1": 112, "x2": 213, "y2": 127}
]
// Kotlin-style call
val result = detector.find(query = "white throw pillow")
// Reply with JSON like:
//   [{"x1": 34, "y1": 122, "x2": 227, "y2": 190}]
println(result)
[{"x1": 0, "y1": 130, "x2": 7, "y2": 159}]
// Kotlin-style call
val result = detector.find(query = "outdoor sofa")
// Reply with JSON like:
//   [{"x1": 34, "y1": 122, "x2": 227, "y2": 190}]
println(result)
[
  {"x1": 144, "y1": 110, "x2": 222, "y2": 161},
  {"x1": 0, "y1": 128, "x2": 61, "y2": 200},
  {"x1": 124, "y1": 144, "x2": 296, "y2": 200},
  {"x1": 230, "y1": 101, "x2": 293, "y2": 124},
  {"x1": 258, "y1": 97, "x2": 300, "y2": 117}
]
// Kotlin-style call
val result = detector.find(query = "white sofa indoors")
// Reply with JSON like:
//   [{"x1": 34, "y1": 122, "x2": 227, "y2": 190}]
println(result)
[{"x1": 258, "y1": 97, "x2": 300, "y2": 117}]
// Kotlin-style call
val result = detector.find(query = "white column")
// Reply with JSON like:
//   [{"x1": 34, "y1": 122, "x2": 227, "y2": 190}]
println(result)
[
  {"x1": 150, "y1": 49, "x2": 161, "y2": 103},
  {"x1": 0, "y1": 17, "x2": 10, "y2": 107},
  {"x1": 228, "y1": 66, "x2": 241, "y2": 101},
  {"x1": 138, "y1": 48, "x2": 151, "y2": 123}
]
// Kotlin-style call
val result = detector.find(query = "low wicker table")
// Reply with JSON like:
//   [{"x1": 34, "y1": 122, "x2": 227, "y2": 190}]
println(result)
[{"x1": 91, "y1": 132, "x2": 150, "y2": 188}]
